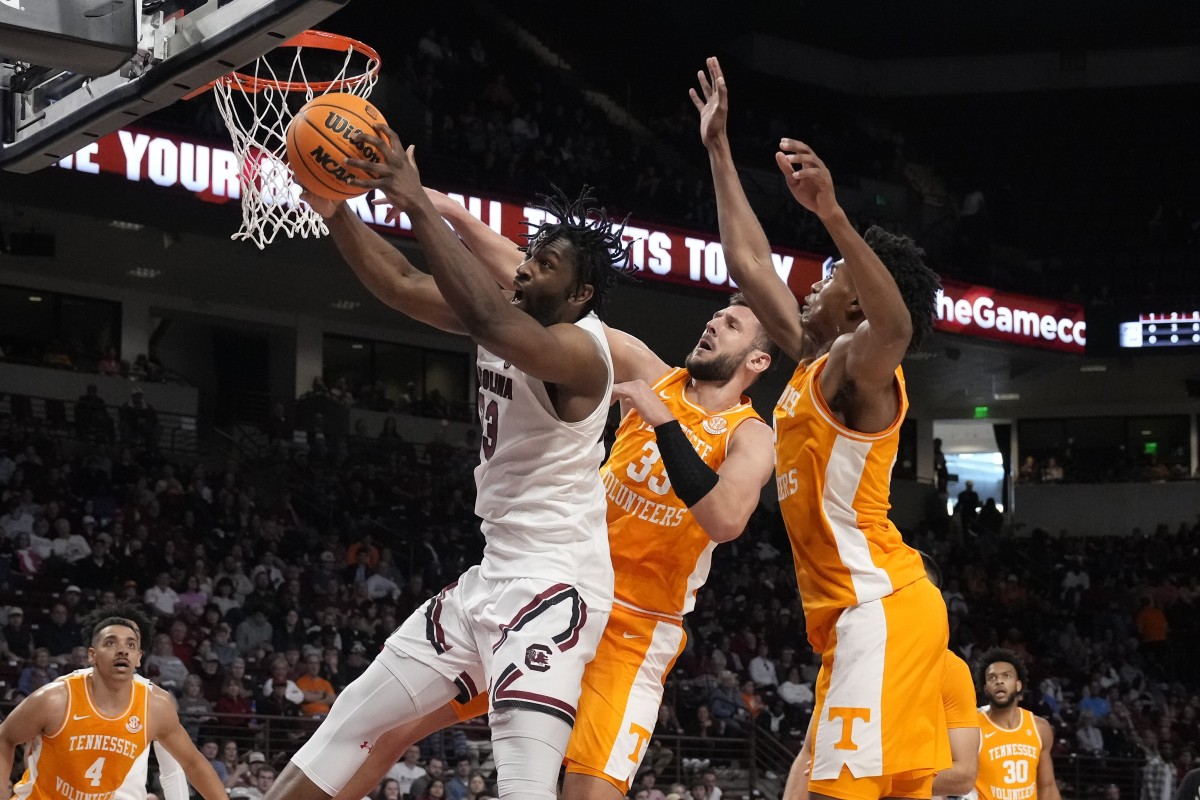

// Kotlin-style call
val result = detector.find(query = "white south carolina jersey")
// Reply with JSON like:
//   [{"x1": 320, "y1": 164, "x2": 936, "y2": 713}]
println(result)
[{"x1": 472, "y1": 311, "x2": 614, "y2": 610}]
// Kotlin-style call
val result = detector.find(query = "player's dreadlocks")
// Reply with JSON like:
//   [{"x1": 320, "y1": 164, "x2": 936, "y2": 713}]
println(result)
[
  {"x1": 522, "y1": 186, "x2": 636, "y2": 321},
  {"x1": 863, "y1": 226, "x2": 941, "y2": 353},
  {"x1": 82, "y1": 603, "x2": 155, "y2": 648}
]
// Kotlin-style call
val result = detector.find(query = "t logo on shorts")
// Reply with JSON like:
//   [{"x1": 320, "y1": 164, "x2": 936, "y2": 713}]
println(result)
[
  {"x1": 827, "y1": 706, "x2": 871, "y2": 751},
  {"x1": 524, "y1": 644, "x2": 553, "y2": 672}
]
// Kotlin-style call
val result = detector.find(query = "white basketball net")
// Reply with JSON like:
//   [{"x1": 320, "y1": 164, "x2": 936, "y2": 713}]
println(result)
[{"x1": 211, "y1": 35, "x2": 380, "y2": 248}]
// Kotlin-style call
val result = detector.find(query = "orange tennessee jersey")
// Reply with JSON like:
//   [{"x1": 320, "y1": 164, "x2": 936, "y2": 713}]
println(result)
[
  {"x1": 14, "y1": 670, "x2": 152, "y2": 800},
  {"x1": 603, "y1": 367, "x2": 762, "y2": 616},
  {"x1": 973, "y1": 708, "x2": 1044, "y2": 800},
  {"x1": 773, "y1": 353, "x2": 926, "y2": 651},
  {"x1": 934, "y1": 651, "x2": 981, "y2": 768}
]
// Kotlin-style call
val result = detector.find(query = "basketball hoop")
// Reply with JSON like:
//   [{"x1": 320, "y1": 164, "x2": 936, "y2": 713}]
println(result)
[{"x1": 205, "y1": 30, "x2": 381, "y2": 248}]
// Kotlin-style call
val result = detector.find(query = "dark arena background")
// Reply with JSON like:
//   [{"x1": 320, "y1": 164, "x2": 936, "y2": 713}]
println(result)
[{"x1": 2, "y1": 1, "x2": 1200, "y2": 799}]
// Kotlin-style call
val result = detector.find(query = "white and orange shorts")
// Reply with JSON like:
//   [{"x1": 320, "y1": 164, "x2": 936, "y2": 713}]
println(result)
[
  {"x1": 563, "y1": 602, "x2": 687, "y2": 793},
  {"x1": 809, "y1": 577, "x2": 949, "y2": 800}
]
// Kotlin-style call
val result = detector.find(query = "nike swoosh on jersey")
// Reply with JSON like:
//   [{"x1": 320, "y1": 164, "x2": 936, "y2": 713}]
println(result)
[
  {"x1": 622, "y1": 631, "x2": 644, "y2": 639},
  {"x1": 984, "y1": 731, "x2": 997, "y2": 738},
  {"x1": 73, "y1": 714, "x2": 91, "y2": 721},
  {"x1": 659, "y1": 390, "x2": 671, "y2": 400}
]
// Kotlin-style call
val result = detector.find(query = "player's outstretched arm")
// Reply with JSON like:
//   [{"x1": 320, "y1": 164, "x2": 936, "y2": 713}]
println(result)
[
  {"x1": 603, "y1": 324, "x2": 671, "y2": 385},
  {"x1": 349, "y1": 129, "x2": 608, "y2": 394},
  {"x1": 611, "y1": 381, "x2": 773, "y2": 542},
  {"x1": 931, "y1": 726, "x2": 982, "y2": 796},
  {"x1": 0, "y1": 681, "x2": 67, "y2": 789},
  {"x1": 776, "y1": 141, "x2": 912, "y2": 389},
  {"x1": 692, "y1": 57, "x2": 806, "y2": 363},
  {"x1": 304, "y1": 192, "x2": 465, "y2": 334},
  {"x1": 148, "y1": 686, "x2": 228, "y2": 800},
  {"x1": 424, "y1": 188, "x2": 525, "y2": 287},
  {"x1": 1035, "y1": 716, "x2": 1062, "y2": 800}
]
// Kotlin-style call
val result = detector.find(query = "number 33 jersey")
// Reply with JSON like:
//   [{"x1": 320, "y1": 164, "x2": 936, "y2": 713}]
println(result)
[
  {"x1": 602, "y1": 366, "x2": 763, "y2": 617},
  {"x1": 13, "y1": 669, "x2": 152, "y2": 800}
]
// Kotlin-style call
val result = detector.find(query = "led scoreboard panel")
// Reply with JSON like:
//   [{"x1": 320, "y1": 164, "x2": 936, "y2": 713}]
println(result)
[{"x1": 1119, "y1": 312, "x2": 1200, "y2": 349}]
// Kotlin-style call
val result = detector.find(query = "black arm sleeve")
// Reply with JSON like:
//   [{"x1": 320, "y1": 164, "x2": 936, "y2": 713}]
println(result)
[{"x1": 653, "y1": 420, "x2": 719, "y2": 507}]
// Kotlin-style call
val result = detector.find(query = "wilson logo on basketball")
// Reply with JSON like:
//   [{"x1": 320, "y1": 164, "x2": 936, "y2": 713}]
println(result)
[
  {"x1": 524, "y1": 644, "x2": 552, "y2": 672},
  {"x1": 323, "y1": 112, "x2": 381, "y2": 163}
]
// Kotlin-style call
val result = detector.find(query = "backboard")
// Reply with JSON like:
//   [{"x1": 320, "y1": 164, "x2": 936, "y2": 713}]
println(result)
[{"x1": 0, "y1": 0, "x2": 352, "y2": 173}]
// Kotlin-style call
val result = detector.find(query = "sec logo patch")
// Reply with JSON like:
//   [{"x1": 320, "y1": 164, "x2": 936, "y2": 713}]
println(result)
[{"x1": 702, "y1": 417, "x2": 727, "y2": 435}]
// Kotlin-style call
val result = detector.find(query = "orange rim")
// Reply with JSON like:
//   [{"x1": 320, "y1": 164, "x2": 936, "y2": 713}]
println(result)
[{"x1": 207, "y1": 30, "x2": 381, "y2": 95}]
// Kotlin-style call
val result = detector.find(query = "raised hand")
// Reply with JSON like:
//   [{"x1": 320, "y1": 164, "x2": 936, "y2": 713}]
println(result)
[
  {"x1": 299, "y1": 190, "x2": 340, "y2": 220},
  {"x1": 689, "y1": 56, "x2": 730, "y2": 148},
  {"x1": 775, "y1": 138, "x2": 841, "y2": 220},
  {"x1": 611, "y1": 379, "x2": 674, "y2": 426},
  {"x1": 345, "y1": 124, "x2": 425, "y2": 212}
]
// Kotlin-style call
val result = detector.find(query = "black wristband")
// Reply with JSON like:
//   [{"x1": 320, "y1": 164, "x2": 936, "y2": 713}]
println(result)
[{"x1": 653, "y1": 419, "x2": 720, "y2": 507}]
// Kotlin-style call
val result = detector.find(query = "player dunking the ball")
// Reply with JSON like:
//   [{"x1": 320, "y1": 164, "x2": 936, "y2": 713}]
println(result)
[
  {"x1": 693, "y1": 57, "x2": 948, "y2": 800},
  {"x1": 268, "y1": 128, "x2": 627, "y2": 800},
  {"x1": 307, "y1": 177, "x2": 778, "y2": 800},
  {"x1": 0, "y1": 607, "x2": 228, "y2": 800}
]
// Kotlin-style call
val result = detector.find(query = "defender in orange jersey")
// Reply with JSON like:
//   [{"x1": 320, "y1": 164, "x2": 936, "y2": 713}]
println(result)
[
  {"x1": 694, "y1": 56, "x2": 947, "y2": 800},
  {"x1": 0, "y1": 608, "x2": 228, "y2": 800},
  {"x1": 312, "y1": 183, "x2": 778, "y2": 800},
  {"x1": 785, "y1": 554, "x2": 980, "y2": 800},
  {"x1": 972, "y1": 649, "x2": 1060, "y2": 800}
]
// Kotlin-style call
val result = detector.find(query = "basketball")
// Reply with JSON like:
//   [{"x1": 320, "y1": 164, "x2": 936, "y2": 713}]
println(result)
[{"x1": 285, "y1": 92, "x2": 388, "y2": 201}]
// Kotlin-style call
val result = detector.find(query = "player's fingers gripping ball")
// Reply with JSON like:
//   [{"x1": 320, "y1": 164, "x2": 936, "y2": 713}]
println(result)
[{"x1": 286, "y1": 92, "x2": 388, "y2": 201}]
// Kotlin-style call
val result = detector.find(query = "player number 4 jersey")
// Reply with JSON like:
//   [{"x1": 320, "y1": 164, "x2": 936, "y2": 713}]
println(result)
[
  {"x1": 603, "y1": 367, "x2": 762, "y2": 617},
  {"x1": 13, "y1": 669, "x2": 152, "y2": 800}
]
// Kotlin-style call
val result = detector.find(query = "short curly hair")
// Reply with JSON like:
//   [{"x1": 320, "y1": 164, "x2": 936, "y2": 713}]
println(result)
[
  {"x1": 863, "y1": 226, "x2": 941, "y2": 353},
  {"x1": 979, "y1": 647, "x2": 1029, "y2": 693},
  {"x1": 521, "y1": 186, "x2": 636, "y2": 321},
  {"x1": 83, "y1": 603, "x2": 154, "y2": 647}
]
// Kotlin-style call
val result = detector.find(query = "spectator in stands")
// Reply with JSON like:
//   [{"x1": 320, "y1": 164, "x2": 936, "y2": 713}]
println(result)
[
  {"x1": 200, "y1": 740, "x2": 229, "y2": 784},
  {"x1": 777, "y1": 666, "x2": 814, "y2": 709},
  {"x1": 636, "y1": 770, "x2": 667, "y2": 800},
  {"x1": 178, "y1": 673, "x2": 217, "y2": 742},
  {"x1": 259, "y1": 656, "x2": 303, "y2": 705},
  {"x1": 386, "y1": 746, "x2": 426, "y2": 797},
  {"x1": 145, "y1": 632, "x2": 188, "y2": 693},
  {"x1": 18, "y1": 647, "x2": 58, "y2": 695},
  {"x1": 263, "y1": 402, "x2": 294, "y2": 449},
  {"x1": 295, "y1": 652, "x2": 336, "y2": 717},
  {"x1": 235, "y1": 604, "x2": 273, "y2": 657},
  {"x1": 956, "y1": 480, "x2": 980, "y2": 533},
  {"x1": 119, "y1": 387, "x2": 159, "y2": 450},
  {"x1": 0, "y1": 496, "x2": 33, "y2": 541},
  {"x1": 144, "y1": 571, "x2": 180, "y2": 620},
  {"x1": 75, "y1": 384, "x2": 112, "y2": 442},
  {"x1": 1076, "y1": 711, "x2": 1106, "y2": 756},
  {"x1": 747, "y1": 642, "x2": 779, "y2": 689},
  {"x1": 1142, "y1": 730, "x2": 1177, "y2": 800},
  {"x1": 215, "y1": 677, "x2": 254, "y2": 729},
  {"x1": 3, "y1": 607, "x2": 34, "y2": 660},
  {"x1": 411, "y1": 758, "x2": 446, "y2": 800},
  {"x1": 34, "y1": 602, "x2": 81, "y2": 658},
  {"x1": 48, "y1": 517, "x2": 90, "y2": 565},
  {"x1": 446, "y1": 757, "x2": 472, "y2": 800}
]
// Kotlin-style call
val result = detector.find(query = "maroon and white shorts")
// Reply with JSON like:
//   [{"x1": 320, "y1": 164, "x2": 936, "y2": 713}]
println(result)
[{"x1": 387, "y1": 565, "x2": 609, "y2": 725}]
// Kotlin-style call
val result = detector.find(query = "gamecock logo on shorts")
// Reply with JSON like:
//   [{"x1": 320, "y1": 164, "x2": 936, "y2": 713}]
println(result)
[{"x1": 524, "y1": 644, "x2": 552, "y2": 672}]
